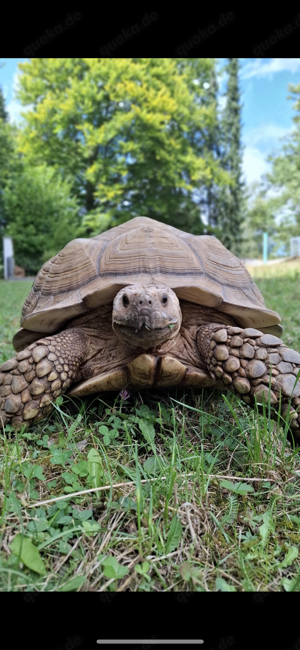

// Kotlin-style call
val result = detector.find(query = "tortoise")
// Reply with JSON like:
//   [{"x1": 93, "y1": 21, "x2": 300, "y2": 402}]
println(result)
[{"x1": 1, "y1": 216, "x2": 300, "y2": 442}]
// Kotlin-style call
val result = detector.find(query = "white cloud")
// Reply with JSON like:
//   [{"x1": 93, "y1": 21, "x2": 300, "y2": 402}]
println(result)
[
  {"x1": 216, "y1": 62, "x2": 227, "y2": 95},
  {"x1": 12, "y1": 69, "x2": 20, "y2": 94},
  {"x1": 217, "y1": 95, "x2": 227, "y2": 111},
  {"x1": 244, "y1": 123, "x2": 292, "y2": 147},
  {"x1": 241, "y1": 58, "x2": 300, "y2": 80},
  {"x1": 252, "y1": 104, "x2": 294, "y2": 137},
  {"x1": 243, "y1": 146, "x2": 270, "y2": 185},
  {"x1": 6, "y1": 99, "x2": 24, "y2": 124}
]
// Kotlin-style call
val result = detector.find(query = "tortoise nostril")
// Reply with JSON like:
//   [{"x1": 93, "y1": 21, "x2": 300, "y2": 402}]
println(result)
[
  {"x1": 123, "y1": 295, "x2": 129, "y2": 307},
  {"x1": 148, "y1": 300, "x2": 152, "y2": 305},
  {"x1": 139, "y1": 300, "x2": 143, "y2": 305}
]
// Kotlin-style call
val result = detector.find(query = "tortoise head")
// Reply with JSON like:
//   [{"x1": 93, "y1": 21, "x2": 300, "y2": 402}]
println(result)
[{"x1": 112, "y1": 285, "x2": 182, "y2": 349}]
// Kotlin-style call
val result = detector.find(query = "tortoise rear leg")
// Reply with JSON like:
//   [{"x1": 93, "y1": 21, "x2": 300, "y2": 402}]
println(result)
[
  {"x1": 0, "y1": 329, "x2": 87, "y2": 430},
  {"x1": 197, "y1": 323, "x2": 300, "y2": 444}
]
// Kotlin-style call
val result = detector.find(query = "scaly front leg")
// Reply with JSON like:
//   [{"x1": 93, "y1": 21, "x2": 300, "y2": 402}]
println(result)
[
  {"x1": 0, "y1": 329, "x2": 87, "y2": 430},
  {"x1": 197, "y1": 323, "x2": 300, "y2": 444}
]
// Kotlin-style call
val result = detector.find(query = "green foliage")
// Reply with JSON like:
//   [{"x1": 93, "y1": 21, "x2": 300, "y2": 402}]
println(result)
[
  {"x1": 243, "y1": 80, "x2": 300, "y2": 256},
  {"x1": 3, "y1": 164, "x2": 79, "y2": 273},
  {"x1": 16, "y1": 57, "x2": 231, "y2": 234},
  {"x1": 0, "y1": 86, "x2": 8, "y2": 122},
  {"x1": 138, "y1": 419, "x2": 156, "y2": 444},
  {"x1": 278, "y1": 546, "x2": 298, "y2": 568},
  {"x1": 283, "y1": 576, "x2": 300, "y2": 592},
  {"x1": 10, "y1": 534, "x2": 46, "y2": 575},
  {"x1": 0, "y1": 58, "x2": 246, "y2": 256},
  {"x1": 218, "y1": 58, "x2": 244, "y2": 254},
  {"x1": 97, "y1": 424, "x2": 119, "y2": 446},
  {"x1": 240, "y1": 184, "x2": 278, "y2": 259},
  {"x1": 251, "y1": 260, "x2": 300, "y2": 350},
  {"x1": 220, "y1": 495, "x2": 238, "y2": 527},
  {"x1": 87, "y1": 448, "x2": 103, "y2": 487},
  {"x1": 264, "y1": 81, "x2": 300, "y2": 237},
  {"x1": 203, "y1": 64, "x2": 224, "y2": 232},
  {"x1": 60, "y1": 575, "x2": 86, "y2": 591},
  {"x1": 166, "y1": 515, "x2": 182, "y2": 552},
  {"x1": 172, "y1": 58, "x2": 231, "y2": 234},
  {"x1": 77, "y1": 210, "x2": 111, "y2": 237},
  {"x1": 220, "y1": 479, "x2": 254, "y2": 495},
  {"x1": 135, "y1": 561, "x2": 150, "y2": 579},
  {"x1": 259, "y1": 510, "x2": 275, "y2": 548},
  {"x1": 0, "y1": 118, "x2": 14, "y2": 195},
  {"x1": 0, "y1": 90, "x2": 17, "y2": 243},
  {"x1": 49, "y1": 448, "x2": 73, "y2": 466},
  {"x1": 100, "y1": 556, "x2": 129, "y2": 580},
  {"x1": 180, "y1": 563, "x2": 204, "y2": 587},
  {"x1": 215, "y1": 577, "x2": 236, "y2": 591}
]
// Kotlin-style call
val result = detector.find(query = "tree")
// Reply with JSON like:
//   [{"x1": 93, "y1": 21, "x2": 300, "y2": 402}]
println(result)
[
  {"x1": 245, "y1": 80, "x2": 300, "y2": 257},
  {"x1": 266, "y1": 81, "x2": 300, "y2": 237},
  {"x1": 240, "y1": 182, "x2": 278, "y2": 259},
  {"x1": 16, "y1": 58, "x2": 230, "y2": 234},
  {"x1": 218, "y1": 58, "x2": 244, "y2": 254},
  {"x1": 204, "y1": 64, "x2": 222, "y2": 230},
  {"x1": 174, "y1": 58, "x2": 230, "y2": 235},
  {"x1": 0, "y1": 86, "x2": 8, "y2": 122},
  {"x1": 201, "y1": 62, "x2": 227, "y2": 237},
  {"x1": 3, "y1": 164, "x2": 79, "y2": 274},
  {"x1": 0, "y1": 88, "x2": 16, "y2": 236}
]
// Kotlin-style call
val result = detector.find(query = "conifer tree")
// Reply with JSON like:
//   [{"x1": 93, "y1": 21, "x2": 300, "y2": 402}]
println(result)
[
  {"x1": 204, "y1": 64, "x2": 222, "y2": 232},
  {"x1": 218, "y1": 58, "x2": 244, "y2": 253},
  {"x1": 0, "y1": 87, "x2": 8, "y2": 122},
  {"x1": 174, "y1": 58, "x2": 230, "y2": 235}
]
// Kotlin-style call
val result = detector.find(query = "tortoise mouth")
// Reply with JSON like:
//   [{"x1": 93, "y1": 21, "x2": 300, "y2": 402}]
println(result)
[
  {"x1": 112, "y1": 319, "x2": 180, "y2": 349},
  {"x1": 113, "y1": 320, "x2": 178, "y2": 332}
]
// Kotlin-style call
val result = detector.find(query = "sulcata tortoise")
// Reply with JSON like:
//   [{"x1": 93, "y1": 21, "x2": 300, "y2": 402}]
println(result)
[{"x1": 1, "y1": 216, "x2": 300, "y2": 442}]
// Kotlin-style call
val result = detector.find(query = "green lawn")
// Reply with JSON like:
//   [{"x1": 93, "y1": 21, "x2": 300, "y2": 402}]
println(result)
[{"x1": 1, "y1": 263, "x2": 300, "y2": 592}]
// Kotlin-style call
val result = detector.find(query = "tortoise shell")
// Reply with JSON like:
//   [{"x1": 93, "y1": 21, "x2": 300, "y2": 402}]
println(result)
[{"x1": 13, "y1": 216, "x2": 281, "y2": 351}]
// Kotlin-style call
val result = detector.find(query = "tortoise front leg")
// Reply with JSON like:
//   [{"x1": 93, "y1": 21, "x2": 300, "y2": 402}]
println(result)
[
  {"x1": 0, "y1": 329, "x2": 87, "y2": 430},
  {"x1": 197, "y1": 323, "x2": 300, "y2": 444}
]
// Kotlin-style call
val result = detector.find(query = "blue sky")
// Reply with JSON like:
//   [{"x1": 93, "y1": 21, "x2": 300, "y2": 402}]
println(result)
[{"x1": 1, "y1": 57, "x2": 300, "y2": 187}]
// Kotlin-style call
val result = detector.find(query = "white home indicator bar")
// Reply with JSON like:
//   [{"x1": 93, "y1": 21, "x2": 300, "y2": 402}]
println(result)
[{"x1": 96, "y1": 642, "x2": 204, "y2": 645}]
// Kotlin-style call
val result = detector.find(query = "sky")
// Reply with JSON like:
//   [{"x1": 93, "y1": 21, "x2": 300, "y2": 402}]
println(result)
[{"x1": 1, "y1": 57, "x2": 300, "y2": 188}]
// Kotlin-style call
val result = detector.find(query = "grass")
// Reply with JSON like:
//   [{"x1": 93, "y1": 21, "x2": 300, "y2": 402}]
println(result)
[
  {"x1": 249, "y1": 259, "x2": 300, "y2": 349},
  {"x1": 1, "y1": 262, "x2": 300, "y2": 592}
]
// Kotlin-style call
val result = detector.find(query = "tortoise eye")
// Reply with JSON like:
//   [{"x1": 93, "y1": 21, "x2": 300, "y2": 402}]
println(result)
[
  {"x1": 162, "y1": 294, "x2": 168, "y2": 304},
  {"x1": 123, "y1": 294, "x2": 129, "y2": 307}
]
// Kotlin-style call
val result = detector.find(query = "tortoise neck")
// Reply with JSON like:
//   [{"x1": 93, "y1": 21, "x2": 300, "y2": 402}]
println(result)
[{"x1": 179, "y1": 300, "x2": 236, "y2": 328}]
